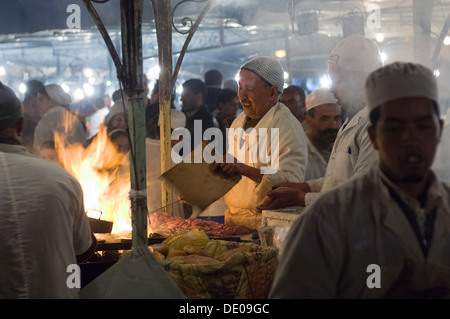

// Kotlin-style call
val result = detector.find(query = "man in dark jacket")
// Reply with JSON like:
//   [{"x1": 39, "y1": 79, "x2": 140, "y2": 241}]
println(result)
[{"x1": 180, "y1": 78, "x2": 215, "y2": 153}]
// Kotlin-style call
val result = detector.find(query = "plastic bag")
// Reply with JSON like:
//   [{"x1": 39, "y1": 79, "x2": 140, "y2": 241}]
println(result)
[
  {"x1": 273, "y1": 226, "x2": 291, "y2": 259},
  {"x1": 80, "y1": 246, "x2": 186, "y2": 299}
]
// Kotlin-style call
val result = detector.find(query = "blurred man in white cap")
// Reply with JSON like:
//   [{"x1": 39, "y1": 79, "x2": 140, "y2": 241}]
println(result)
[
  {"x1": 213, "y1": 56, "x2": 307, "y2": 229},
  {"x1": 270, "y1": 62, "x2": 450, "y2": 299},
  {"x1": 259, "y1": 35, "x2": 382, "y2": 209},
  {"x1": 33, "y1": 84, "x2": 87, "y2": 152},
  {"x1": 85, "y1": 98, "x2": 128, "y2": 148},
  {"x1": 0, "y1": 82, "x2": 95, "y2": 298},
  {"x1": 303, "y1": 88, "x2": 342, "y2": 180},
  {"x1": 104, "y1": 98, "x2": 128, "y2": 132}
]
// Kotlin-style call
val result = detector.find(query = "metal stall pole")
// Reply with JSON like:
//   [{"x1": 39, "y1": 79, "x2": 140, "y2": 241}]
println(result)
[
  {"x1": 82, "y1": 0, "x2": 148, "y2": 249},
  {"x1": 119, "y1": 0, "x2": 148, "y2": 249}
]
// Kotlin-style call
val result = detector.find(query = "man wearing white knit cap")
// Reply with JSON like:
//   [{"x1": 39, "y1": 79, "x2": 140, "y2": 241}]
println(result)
[
  {"x1": 259, "y1": 35, "x2": 382, "y2": 210},
  {"x1": 34, "y1": 84, "x2": 87, "y2": 151},
  {"x1": 270, "y1": 62, "x2": 450, "y2": 299},
  {"x1": 213, "y1": 56, "x2": 308, "y2": 229}
]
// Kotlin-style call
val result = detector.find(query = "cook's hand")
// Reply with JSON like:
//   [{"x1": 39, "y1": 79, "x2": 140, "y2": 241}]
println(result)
[
  {"x1": 212, "y1": 156, "x2": 262, "y2": 183},
  {"x1": 213, "y1": 162, "x2": 247, "y2": 176},
  {"x1": 256, "y1": 186, "x2": 306, "y2": 211},
  {"x1": 276, "y1": 182, "x2": 311, "y2": 193},
  {"x1": 177, "y1": 193, "x2": 191, "y2": 205}
]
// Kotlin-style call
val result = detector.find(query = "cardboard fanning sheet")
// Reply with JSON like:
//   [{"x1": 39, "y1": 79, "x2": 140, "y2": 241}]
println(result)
[{"x1": 161, "y1": 142, "x2": 241, "y2": 210}]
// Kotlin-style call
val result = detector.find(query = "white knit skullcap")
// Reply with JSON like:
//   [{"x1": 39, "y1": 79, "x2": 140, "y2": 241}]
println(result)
[
  {"x1": 45, "y1": 84, "x2": 72, "y2": 107},
  {"x1": 328, "y1": 34, "x2": 383, "y2": 73},
  {"x1": 306, "y1": 88, "x2": 337, "y2": 112},
  {"x1": 241, "y1": 56, "x2": 285, "y2": 94},
  {"x1": 104, "y1": 99, "x2": 128, "y2": 125},
  {"x1": 365, "y1": 62, "x2": 438, "y2": 111},
  {"x1": 158, "y1": 109, "x2": 186, "y2": 129}
]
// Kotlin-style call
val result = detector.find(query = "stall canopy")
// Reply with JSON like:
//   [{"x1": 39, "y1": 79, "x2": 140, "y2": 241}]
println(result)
[{"x1": 1, "y1": 1, "x2": 450, "y2": 106}]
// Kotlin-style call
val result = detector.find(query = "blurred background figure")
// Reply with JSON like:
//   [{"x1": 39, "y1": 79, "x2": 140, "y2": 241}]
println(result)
[
  {"x1": 223, "y1": 78, "x2": 238, "y2": 92},
  {"x1": 88, "y1": 96, "x2": 109, "y2": 139},
  {"x1": 204, "y1": 69, "x2": 223, "y2": 114},
  {"x1": 108, "y1": 128, "x2": 130, "y2": 155},
  {"x1": 104, "y1": 99, "x2": 128, "y2": 133},
  {"x1": 213, "y1": 88, "x2": 240, "y2": 155},
  {"x1": 86, "y1": 98, "x2": 128, "y2": 147},
  {"x1": 280, "y1": 85, "x2": 308, "y2": 132},
  {"x1": 180, "y1": 78, "x2": 215, "y2": 153},
  {"x1": 33, "y1": 84, "x2": 87, "y2": 153},
  {"x1": 145, "y1": 79, "x2": 177, "y2": 140},
  {"x1": 21, "y1": 79, "x2": 45, "y2": 152}
]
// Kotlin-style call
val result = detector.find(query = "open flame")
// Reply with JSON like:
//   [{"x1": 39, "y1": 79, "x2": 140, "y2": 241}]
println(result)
[{"x1": 53, "y1": 125, "x2": 132, "y2": 234}]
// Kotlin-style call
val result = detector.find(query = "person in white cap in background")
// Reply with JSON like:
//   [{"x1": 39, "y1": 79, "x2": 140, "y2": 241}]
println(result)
[
  {"x1": 33, "y1": 84, "x2": 87, "y2": 152},
  {"x1": 213, "y1": 56, "x2": 307, "y2": 230},
  {"x1": 146, "y1": 109, "x2": 186, "y2": 218},
  {"x1": 270, "y1": 62, "x2": 450, "y2": 299},
  {"x1": 259, "y1": 35, "x2": 382, "y2": 210},
  {"x1": 85, "y1": 98, "x2": 128, "y2": 147},
  {"x1": 104, "y1": 98, "x2": 128, "y2": 133},
  {"x1": 0, "y1": 82, "x2": 95, "y2": 298},
  {"x1": 108, "y1": 128, "x2": 130, "y2": 155},
  {"x1": 302, "y1": 88, "x2": 342, "y2": 180},
  {"x1": 88, "y1": 96, "x2": 109, "y2": 139}
]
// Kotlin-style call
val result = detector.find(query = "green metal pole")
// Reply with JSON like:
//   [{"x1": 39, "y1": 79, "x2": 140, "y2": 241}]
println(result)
[{"x1": 120, "y1": 0, "x2": 148, "y2": 249}]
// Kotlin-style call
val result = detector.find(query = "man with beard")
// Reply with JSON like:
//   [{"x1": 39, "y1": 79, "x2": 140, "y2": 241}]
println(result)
[
  {"x1": 303, "y1": 88, "x2": 342, "y2": 180},
  {"x1": 258, "y1": 34, "x2": 382, "y2": 210},
  {"x1": 270, "y1": 62, "x2": 450, "y2": 299}
]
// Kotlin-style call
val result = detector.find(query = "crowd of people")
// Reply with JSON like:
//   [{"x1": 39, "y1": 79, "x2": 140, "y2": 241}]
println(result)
[{"x1": 1, "y1": 32, "x2": 450, "y2": 299}]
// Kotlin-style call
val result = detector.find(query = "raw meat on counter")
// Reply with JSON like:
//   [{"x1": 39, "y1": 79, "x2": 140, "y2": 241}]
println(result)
[{"x1": 149, "y1": 212, "x2": 250, "y2": 237}]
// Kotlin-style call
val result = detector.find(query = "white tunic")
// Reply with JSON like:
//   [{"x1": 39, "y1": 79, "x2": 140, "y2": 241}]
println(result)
[
  {"x1": 223, "y1": 102, "x2": 308, "y2": 229},
  {"x1": 304, "y1": 134, "x2": 329, "y2": 181},
  {"x1": 0, "y1": 144, "x2": 93, "y2": 298},
  {"x1": 270, "y1": 165, "x2": 450, "y2": 299},
  {"x1": 33, "y1": 106, "x2": 87, "y2": 148},
  {"x1": 305, "y1": 106, "x2": 379, "y2": 206}
]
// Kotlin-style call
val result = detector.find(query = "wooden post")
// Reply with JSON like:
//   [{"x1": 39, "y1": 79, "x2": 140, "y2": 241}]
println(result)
[
  {"x1": 152, "y1": 0, "x2": 174, "y2": 216},
  {"x1": 153, "y1": 0, "x2": 217, "y2": 216}
]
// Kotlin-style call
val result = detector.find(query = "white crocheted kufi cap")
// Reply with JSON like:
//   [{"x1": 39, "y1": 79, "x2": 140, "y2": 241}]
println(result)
[
  {"x1": 241, "y1": 56, "x2": 285, "y2": 94},
  {"x1": 365, "y1": 62, "x2": 438, "y2": 111},
  {"x1": 45, "y1": 84, "x2": 72, "y2": 106},
  {"x1": 328, "y1": 34, "x2": 383, "y2": 73},
  {"x1": 306, "y1": 88, "x2": 337, "y2": 112}
]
